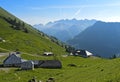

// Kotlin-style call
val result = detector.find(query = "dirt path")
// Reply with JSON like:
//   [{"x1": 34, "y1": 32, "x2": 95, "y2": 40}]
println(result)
[
  {"x1": 0, "y1": 68, "x2": 10, "y2": 72},
  {"x1": 0, "y1": 53, "x2": 9, "y2": 57}
]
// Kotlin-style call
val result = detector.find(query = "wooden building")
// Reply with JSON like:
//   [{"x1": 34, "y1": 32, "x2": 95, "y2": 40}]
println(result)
[
  {"x1": 39, "y1": 60, "x2": 62, "y2": 68},
  {"x1": 21, "y1": 60, "x2": 34, "y2": 70}
]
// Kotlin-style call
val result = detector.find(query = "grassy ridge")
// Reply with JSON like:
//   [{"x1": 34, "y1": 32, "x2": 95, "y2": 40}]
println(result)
[{"x1": 0, "y1": 7, "x2": 66, "y2": 55}]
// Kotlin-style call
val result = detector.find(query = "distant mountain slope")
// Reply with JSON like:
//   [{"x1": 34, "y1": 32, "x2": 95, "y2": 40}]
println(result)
[
  {"x1": 68, "y1": 21, "x2": 120, "y2": 58},
  {"x1": 33, "y1": 19, "x2": 96, "y2": 42},
  {"x1": 0, "y1": 7, "x2": 66, "y2": 55}
]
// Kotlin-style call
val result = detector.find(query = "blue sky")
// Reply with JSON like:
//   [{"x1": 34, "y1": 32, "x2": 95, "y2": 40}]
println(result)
[{"x1": 1, "y1": 0, "x2": 120, "y2": 25}]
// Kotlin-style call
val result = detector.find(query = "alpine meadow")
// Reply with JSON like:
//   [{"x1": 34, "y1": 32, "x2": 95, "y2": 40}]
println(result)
[{"x1": 1, "y1": 0, "x2": 120, "y2": 82}]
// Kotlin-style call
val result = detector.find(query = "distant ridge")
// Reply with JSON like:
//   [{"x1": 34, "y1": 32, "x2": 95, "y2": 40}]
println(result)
[
  {"x1": 68, "y1": 21, "x2": 120, "y2": 58},
  {"x1": 33, "y1": 19, "x2": 97, "y2": 42}
]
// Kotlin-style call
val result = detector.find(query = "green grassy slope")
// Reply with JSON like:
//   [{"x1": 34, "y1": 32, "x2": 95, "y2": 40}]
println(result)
[
  {"x1": 0, "y1": 55, "x2": 120, "y2": 82},
  {"x1": 0, "y1": 7, "x2": 66, "y2": 55},
  {"x1": 1, "y1": 7, "x2": 120, "y2": 82}
]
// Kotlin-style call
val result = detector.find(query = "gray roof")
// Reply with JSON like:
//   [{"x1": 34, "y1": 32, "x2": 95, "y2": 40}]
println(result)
[{"x1": 39, "y1": 60, "x2": 62, "y2": 68}]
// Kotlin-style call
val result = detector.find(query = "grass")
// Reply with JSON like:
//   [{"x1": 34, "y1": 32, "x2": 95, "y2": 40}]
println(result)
[
  {"x1": 1, "y1": 7, "x2": 120, "y2": 82},
  {"x1": 0, "y1": 7, "x2": 67, "y2": 55},
  {"x1": 0, "y1": 54, "x2": 120, "y2": 82}
]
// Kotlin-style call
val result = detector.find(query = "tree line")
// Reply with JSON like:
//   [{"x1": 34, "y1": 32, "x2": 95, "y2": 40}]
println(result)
[{"x1": 0, "y1": 16, "x2": 29, "y2": 33}]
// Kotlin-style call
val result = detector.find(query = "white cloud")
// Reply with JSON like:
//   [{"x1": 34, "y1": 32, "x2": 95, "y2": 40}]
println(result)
[{"x1": 71, "y1": 9, "x2": 81, "y2": 19}]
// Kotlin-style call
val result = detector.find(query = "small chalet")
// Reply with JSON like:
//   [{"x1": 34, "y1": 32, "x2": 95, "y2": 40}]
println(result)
[
  {"x1": 21, "y1": 61, "x2": 34, "y2": 70},
  {"x1": 73, "y1": 50, "x2": 93, "y2": 57},
  {"x1": 3, "y1": 53, "x2": 22, "y2": 67},
  {"x1": 43, "y1": 52, "x2": 53, "y2": 56}
]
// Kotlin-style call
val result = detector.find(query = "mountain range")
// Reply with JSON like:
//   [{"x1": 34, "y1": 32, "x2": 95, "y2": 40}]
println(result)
[
  {"x1": 67, "y1": 21, "x2": 120, "y2": 58},
  {"x1": 33, "y1": 19, "x2": 96, "y2": 42},
  {"x1": 2, "y1": 6, "x2": 120, "y2": 58}
]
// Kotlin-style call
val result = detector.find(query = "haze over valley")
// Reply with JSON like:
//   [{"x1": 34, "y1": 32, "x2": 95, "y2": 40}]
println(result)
[{"x1": 33, "y1": 19, "x2": 96, "y2": 42}]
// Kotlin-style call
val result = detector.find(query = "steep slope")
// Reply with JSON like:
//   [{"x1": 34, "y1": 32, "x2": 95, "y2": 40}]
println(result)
[
  {"x1": 68, "y1": 21, "x2": 120, "y2": 58},
  {"x1": 33, "y1": 19, "x2": 96, "y2": 42},
  {"x1": 0, "y1": 7, "x2": 66, "y2": 55}
]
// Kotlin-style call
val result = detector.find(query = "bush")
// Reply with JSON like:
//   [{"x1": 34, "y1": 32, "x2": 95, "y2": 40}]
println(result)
[{"x1": 67, "y1": 64, "x2": 77, "y2": 67}]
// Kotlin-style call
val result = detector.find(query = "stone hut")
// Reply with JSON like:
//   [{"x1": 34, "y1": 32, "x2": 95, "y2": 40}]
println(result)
[{"x1": 3, "y1": 53, "x2": 22, "y2": 67}]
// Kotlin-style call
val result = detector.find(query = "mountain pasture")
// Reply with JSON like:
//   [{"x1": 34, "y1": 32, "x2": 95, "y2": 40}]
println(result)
[{"x1": 0, "y1": 54, "x2": 120, "y2": 82}]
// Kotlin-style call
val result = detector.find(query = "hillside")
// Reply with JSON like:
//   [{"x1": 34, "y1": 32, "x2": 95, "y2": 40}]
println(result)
[
  {"x1": 0, "y1": 7, "x2": 67, "y2": 55},
  {"x1": 68, "y1": 21, "x2": 120, "y2": 58},
  {"x1": 33, "y1": 19, "x2": 96, "y2": 42}
]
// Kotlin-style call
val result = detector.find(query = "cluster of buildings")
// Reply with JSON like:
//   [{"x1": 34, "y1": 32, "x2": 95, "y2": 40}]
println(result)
[
  {"x1": 70, "y1": 49, "x2": 93, "y2": 57},
  {"x1": 3, "y1": 52, "x2": 62, "y2": 70},
  {"x1": 2, "y1": 49, "x2": 93, "y2": 70}
]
